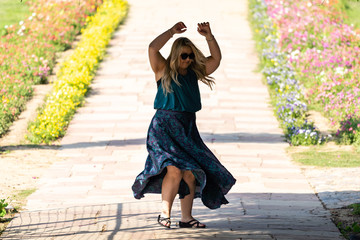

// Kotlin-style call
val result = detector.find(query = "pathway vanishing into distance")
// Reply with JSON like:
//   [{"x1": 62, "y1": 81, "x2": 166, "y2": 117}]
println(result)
[{"x1": 3, "y1": 0, "x2": 343, "y2": 239}]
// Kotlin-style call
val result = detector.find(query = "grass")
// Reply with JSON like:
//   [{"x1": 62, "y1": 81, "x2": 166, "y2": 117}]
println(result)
[
  {"x1": 0, "y1": 188, "x2": 36, "y2": 235},
  {"x1": 337, "y1": 0, "x2": 360, "y2": 29},
  {"x1": 12, "y1": 189, "x2": 36, "y2": 209},
  {"x1": 289, "y1": 145, "x2": 360, "y2": 167},
  {"x1": 0, "y1": 0, "x2": 30, "y2": 29}
]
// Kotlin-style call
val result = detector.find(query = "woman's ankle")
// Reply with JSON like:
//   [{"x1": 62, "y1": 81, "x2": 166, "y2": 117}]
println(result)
[
  {"x1": 180, "y1": 215, "x2": 193, "y2": 222},
  {"x1": 161, "y1": 210, "x2": 170, "y2": 218}
]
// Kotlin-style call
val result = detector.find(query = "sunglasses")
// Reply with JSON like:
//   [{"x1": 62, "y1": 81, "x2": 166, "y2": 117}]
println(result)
[{"x1": 180, "y1": 53, "x2": 195, "y2": 60}]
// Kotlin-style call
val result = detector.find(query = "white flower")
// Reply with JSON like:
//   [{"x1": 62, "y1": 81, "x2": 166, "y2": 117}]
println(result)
[
  {"x1": 314, "y1": 71, "x2": 326, "y2": 83},
  {"x1": 334, "y1": 67, "x2": 347, "y2": 76},
  {"x1": 32, "y1": 13, "x2": 36, "y2": 16},
  {"x1": 28, "y1": 16, "x2": 33, "y2": 21},
  {"x1": 307, "y1": 2, "x2": 312, "y2": 7},
  {"x1": 4, "y1": 25, "x2": 8, "y2": 29},
  {"x1": 290, "y1": 49, "x2": 300, "y2": 59},
  {"x1": 19, "y1": 21, "x2": 24, "y2": 25}
]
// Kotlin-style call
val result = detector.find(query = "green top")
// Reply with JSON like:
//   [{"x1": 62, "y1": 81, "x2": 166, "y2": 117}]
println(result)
[{"x1": 154, "y1": 69, "x2": 202, "y2": 113}]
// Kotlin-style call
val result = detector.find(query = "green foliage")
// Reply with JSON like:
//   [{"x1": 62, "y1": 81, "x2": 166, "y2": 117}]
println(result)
[
  {"x1": 336, "y1": 116, "x2": 360, "y2": 145},
  {"x1": 338, "y1": 221, "x2": 360, "y2": 237},
  {"x1": 350, "y1": 203, "x2": 360, "y2": 215},
  {"x1": 286, "y1": 122, "x2": 325, "y2": 146},
  {"x1": 0, "y1": 199, "x2": 8, "y2": 218}
]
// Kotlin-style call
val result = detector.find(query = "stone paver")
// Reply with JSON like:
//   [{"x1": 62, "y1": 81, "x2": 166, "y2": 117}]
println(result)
[
  {"x1": 2, "y1": 0, "x2": 346, "y2": 239},
  {"x1": 302, "y1": 167, "x2": 360, "y2": 209}
]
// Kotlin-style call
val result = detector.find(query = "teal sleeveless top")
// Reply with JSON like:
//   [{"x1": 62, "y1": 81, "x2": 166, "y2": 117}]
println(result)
[{"x1": 154, "y1": 69, "x2": 202, "y2": 113}]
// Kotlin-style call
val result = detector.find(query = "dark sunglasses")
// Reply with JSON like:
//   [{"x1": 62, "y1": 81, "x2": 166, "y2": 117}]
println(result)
[{"x1": 180, "y1": 53, "x2": 195, "y2": 60}]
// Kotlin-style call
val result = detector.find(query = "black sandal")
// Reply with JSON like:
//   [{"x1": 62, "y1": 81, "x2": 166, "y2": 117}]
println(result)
[
  {"x1": 179, "y1": 219, "x2": 206, "y2": 228},
  {"x1": 157, "y1": 215, "x2": 171, "y2": 229}
]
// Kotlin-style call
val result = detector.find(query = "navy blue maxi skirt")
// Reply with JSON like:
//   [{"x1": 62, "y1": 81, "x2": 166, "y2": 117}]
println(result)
[{"x1": 131, "y1": 109, "x2": 236, "y2": 209}]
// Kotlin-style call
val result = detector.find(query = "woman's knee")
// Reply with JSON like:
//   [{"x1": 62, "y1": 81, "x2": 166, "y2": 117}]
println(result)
[
  {"x1": 166, "y1": 166, "x2": 183, "y2": 181},
  {"x1": 183, "y1": 170, "x2": 195, "y2": 183}
]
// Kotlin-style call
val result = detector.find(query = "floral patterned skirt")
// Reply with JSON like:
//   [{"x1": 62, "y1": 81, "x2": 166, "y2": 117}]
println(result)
[{"x1": 131, "y1": 109, "x2": 236, "y2": 209}]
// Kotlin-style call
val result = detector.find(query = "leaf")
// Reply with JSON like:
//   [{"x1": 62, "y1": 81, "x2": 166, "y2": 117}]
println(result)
[
  {"x1": 352, "y1": 223, "x2": 360, "y2": 233},
  {"x1": 0, "y1": 208, "x2": 6, "y2": 218}
]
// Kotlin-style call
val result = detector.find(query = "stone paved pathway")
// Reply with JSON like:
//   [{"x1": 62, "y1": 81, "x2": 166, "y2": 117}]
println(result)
[{"x1": 2, "y1": 0, "x2": 344, "y2": 239}]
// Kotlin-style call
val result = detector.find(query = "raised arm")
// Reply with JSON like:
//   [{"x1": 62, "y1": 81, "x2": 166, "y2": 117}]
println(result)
[
  {"x1": 197, "y1": 22, "x2": 222, "y2": 75},
  {"x1": 149, "y1": 22, "x2": 187, "y2": 80}
]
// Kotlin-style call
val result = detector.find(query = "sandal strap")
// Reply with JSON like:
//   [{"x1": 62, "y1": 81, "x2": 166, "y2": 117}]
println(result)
[
  {"x1": 179, "y1": 218, "x2": 206, "y2": 228},
  {"x1": 158, "y1": 216, "x2": 171, "y2": 221},
  {"x1": 187, "y1": 219, "x2": 200, "y2": 227},
  {"x1": 158, "y1": 215, "x2": 171, "y2": 227}
]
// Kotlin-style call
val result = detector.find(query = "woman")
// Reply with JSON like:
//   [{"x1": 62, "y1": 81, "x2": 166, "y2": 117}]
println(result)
[{"x1": 132, "y1": 22, "x2": 236, "y2": 229}]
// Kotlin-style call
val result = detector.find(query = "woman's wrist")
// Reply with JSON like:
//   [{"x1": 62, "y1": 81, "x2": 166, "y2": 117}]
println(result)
[
  {"x1": 206, "y1": 35, "x2": 215, "y2": 41},
  {"x1": 168, "y1": 29, "x2": 174, "y2": 38}
]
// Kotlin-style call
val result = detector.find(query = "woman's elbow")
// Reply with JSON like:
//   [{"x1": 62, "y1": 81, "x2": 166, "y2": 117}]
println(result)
[
  {"x1": 149, "y1": 41, "x2": 161, "y2": 51},
  {"x1": 217, "y1": 51, "x2": 222, "y2": 61},
  {"x1": 215, "y1": 54, "x2": 222, "y2": 66}
]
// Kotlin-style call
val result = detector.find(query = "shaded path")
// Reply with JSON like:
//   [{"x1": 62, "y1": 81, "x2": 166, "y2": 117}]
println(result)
[{"x1": 3, "y1": 0, "x2": 343, "y2": 239}]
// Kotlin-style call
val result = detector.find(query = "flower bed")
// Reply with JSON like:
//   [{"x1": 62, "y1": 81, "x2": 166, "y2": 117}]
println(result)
[
  {"x1": 27, "y1": 0, "x2": 128, "y2": 144},
  {"x1": 0, "y1": 0, "x2": 102, "y2": 137},
  {"x1": 249, "y1": 0, "x2": 323, "y2": 145},
  {"x1": 261, "y1": 0, "x2": 360, "y2": 145}
]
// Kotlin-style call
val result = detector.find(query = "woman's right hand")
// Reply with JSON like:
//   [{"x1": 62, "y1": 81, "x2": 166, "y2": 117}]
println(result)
[{"x1": 170, "y1": 22, "x2": 187, "y2": 35}]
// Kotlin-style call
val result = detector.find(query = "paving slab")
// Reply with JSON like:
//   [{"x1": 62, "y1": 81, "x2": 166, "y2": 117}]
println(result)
[{"x1": 2, "y1": 0, "x2": 344, "y2": 239}]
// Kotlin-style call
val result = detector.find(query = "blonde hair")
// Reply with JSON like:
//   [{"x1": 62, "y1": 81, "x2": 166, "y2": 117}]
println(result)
[{"x1": 161, "y1": 37, "x2": 215, "y2": 94}]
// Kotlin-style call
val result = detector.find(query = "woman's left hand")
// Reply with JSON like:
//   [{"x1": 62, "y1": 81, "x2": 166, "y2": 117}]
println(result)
[{"x1": 197, "y1": 22, "x2": 212, "y2": 38}]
